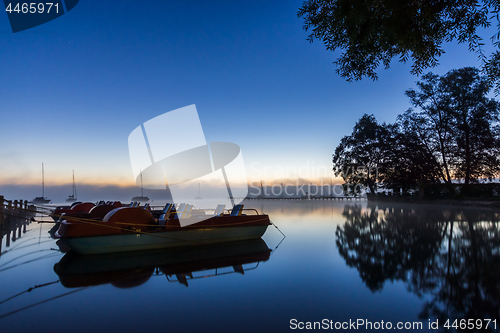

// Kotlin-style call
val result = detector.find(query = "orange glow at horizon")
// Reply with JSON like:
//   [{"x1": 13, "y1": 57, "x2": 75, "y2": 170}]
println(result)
[{"x1": 0, "y1": 176, "x2": 345, "y2": 187}]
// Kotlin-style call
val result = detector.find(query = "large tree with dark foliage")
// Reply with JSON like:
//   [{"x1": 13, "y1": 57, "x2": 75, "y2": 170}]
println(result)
[
  {"x1": 298, "y1": 0, "x2": 500, "y2": 92},
  {"x1": 332, "y1": 114, "x2": 386, "y2": 195},
  {"x1": 380, "y1": 127, "x2": 443, "y2": 193},
  {"x1": 332, "y1": 114, "x2": 441, "y2": 194},
  {"x1": 404, "y1": 67, "x2": 500, "y2": 185},
  {"x1": 442, "y1": 67, "x2": 500, "y2": 183},
  {"x1": 334, "y1": 67, "x2": 500, "y2": 194}
]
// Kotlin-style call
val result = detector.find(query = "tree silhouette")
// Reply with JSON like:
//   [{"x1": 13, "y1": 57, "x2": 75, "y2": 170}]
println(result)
[
  {"x1": 297, "y1": 0, "x2": 500, "y2": 92},
  {"x1": 405, "y1": 67, "x2": 500, "y2": 187},
  {"x1": 332, "y1": 114, "x2": 387, "y2": 195},
  {"x1": 333, "y1": 67, "x2": 500, "y2": 194}
]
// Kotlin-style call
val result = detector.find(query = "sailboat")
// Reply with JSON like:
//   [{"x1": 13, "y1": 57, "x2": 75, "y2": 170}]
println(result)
[
  {"x1": 66, "y1": 170, "x2": 77, "y2": 202},
  {"x1": 31, "y1": 163, "x2": 51, "y2": 204},
  {"x1": 131, "y1": 171, "x2": 149, "y2": 202}
]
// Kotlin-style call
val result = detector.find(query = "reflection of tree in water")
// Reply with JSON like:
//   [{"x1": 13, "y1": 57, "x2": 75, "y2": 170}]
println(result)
[{"x1": 337, "y1": 204, "x2": 500, "y2": 330}]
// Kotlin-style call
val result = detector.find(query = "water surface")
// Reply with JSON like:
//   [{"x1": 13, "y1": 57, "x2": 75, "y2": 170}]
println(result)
[{"x1": 1, "y1": 201, "x2": 499, "y2": 332}]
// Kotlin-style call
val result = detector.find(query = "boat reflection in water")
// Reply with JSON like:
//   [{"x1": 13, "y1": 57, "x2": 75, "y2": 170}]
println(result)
[
  {"x1": 54, "y1": 238, "x2": 271, "y2": 288},
  {"x1": 337, "y1": 203, "x2": 500, "y2": 329}
]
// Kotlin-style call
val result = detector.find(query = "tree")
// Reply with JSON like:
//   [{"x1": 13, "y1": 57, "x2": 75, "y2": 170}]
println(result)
[
  {"x1": 441, "y1": 67, "x2": 500, "y2": 184},
  {"x1": 380, "y1": 128, "x2": 442, "y2": 193},
  {"x1": 404, "y1": 67, "x2": 500, "y2": 185},
  {"x1": 333, "y1": 113, "x2": 442, "y2": 195},
  {"x1": 332, "y1": 114, "x2": 386, "y2": 195},
  {"x1": 334, "y1": 67, "x2": 500, "y2": 194},
  {"x1": 297, "y1": 0, "x2": 500, "y2": 91},
  {"x1": 401, "y1": 72, "x2": 457, "y2": 186}
]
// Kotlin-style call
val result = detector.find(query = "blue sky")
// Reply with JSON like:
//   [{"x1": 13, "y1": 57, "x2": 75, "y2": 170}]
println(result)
[{"x1": 0, "y1": 0, "x2": 496, "y2": 197}]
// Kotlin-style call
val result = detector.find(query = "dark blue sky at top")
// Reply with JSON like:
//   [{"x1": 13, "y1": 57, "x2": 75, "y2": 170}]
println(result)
[{"x1": 0, "y1": 0, "x2": 495, "y2": 188}]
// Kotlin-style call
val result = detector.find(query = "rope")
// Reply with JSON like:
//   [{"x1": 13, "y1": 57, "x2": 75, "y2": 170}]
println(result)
[
  {"x1": 45, "y1": 213, "x2": 272, "y2": 246},
  {"x1": 0, "y1": 280, "x2": 59, "y2": 306},
  {"x1": 1, "y1": 204, "x2": 47, "y2": 215},
  {"x1": 42, "y1": 212, "x2": 271, "y2": 229},
  {"x1": 51, "y1": 216, "x2": 234, "y2": 246},
  {"x1": 115, "y1": 216, "x2": 271, "y2": 228},
  {"x1": 270, "y1": 220, "x2": 286, "y2": 238},
  {"x1": 269, "y1": 219, "x2": 286, "y2": 254},
  {"x1": 0, "y1": 211, "x2": 35, "y2": 221},
  {"x1": 0, "y1": 287, "x2": 88, "y2": 320},
  {"x1": 61, "y1": 218, "x2": 206, "y2": 244}
]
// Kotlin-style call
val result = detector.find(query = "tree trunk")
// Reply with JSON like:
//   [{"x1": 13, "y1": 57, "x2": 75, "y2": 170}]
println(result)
[{"x1": 465, "y1": 124, "x2": 471, "y2": 185}]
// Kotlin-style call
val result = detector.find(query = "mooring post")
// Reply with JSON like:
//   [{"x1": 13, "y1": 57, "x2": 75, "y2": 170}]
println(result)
[
  {"x1": 0, "y1": 195, "x2": 3, "y2": 255},
  {"x1": 8, "y1": 200, "x2": 16, "y2": 242},
  {"x1": 0, "y1": 195, "x2": 4, "y2": 225}
]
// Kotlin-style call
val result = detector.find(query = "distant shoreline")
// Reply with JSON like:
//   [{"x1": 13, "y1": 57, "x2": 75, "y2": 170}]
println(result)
[{"x1": 367, "y1": 195, "x2": 500, "y2": 208}]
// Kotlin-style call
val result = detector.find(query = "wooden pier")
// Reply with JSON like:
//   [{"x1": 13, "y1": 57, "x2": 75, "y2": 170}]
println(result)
[{"x1": 0, "y1": 196, "x2": 37, "y2": 255}]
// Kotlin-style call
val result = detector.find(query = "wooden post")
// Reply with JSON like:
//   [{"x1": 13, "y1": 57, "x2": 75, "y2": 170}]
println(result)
[
  {"x1": 0, "y1": 196, "x2": 3, "y2": 255},
  {"x1": 0, "y1": 195, "x2": 4, "y2": 226},
  {"x1": 8, "y1": 200, "x2": 15, "y2": 242}
]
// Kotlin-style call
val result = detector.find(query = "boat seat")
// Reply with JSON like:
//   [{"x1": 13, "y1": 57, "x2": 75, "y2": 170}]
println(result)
[
  {"x1": 214, "y1": 204, "x2": 225, "y2": 216},
  {"x1": 230, "y1": 204, "x2": 244, "y2": 216},
  {"x1": 159, "y1": 204, "x2": 173, "y2": 225},
  {"x1": 160, "y1": 203, "x2": 171, "y2": 214},
  {"x1": 183, "y1": 205, "x2": 193, "y2": 218},
  {"x1": 143, "y1": 203, "x2": 150, "y2": 209},
  {"x1": 173, "y1": 203, "x2": 189, "y2": 219}
]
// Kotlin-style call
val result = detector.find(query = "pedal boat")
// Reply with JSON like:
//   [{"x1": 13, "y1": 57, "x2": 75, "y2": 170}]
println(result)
[{"x1": 54, "y1": 204, "x2": 271, "y2": 254}]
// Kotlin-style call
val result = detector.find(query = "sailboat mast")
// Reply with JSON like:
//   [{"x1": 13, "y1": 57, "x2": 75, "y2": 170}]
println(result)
[
  {"x1": 42, "y1": 163, "x2": 44, "y2": 198},
  {"x1": 72, "y1": 170, "x2": 76, "y2": 197},
  {"x1": 141, "y1": 172, "x2": 144, "y2": 197}
]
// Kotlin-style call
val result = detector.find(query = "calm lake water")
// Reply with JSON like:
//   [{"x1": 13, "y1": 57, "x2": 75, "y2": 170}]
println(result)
[{"x1": 1, "y1": 200, "x2": 499, "y2": 332}]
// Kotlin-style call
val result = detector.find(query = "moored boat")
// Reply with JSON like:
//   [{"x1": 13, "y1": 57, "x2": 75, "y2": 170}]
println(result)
[
  {"x1": 131, "y1": 172, "x2": 149, "y2": 202},
  {"x1": 54, "y1": 204, "x2": 271, "y2": 254},
  {"x1": 32, "y1": 196, "x2": 51, "y2": 204},
  {"x1": 31, "y1": 163, "x2": 51, "y2": 204},
  {"x1": 50, "y1": 201, "x2": 123, "y2": 222},
  {"x1": 66, "y1": 170, "x2": 78, "y2": 202}
]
